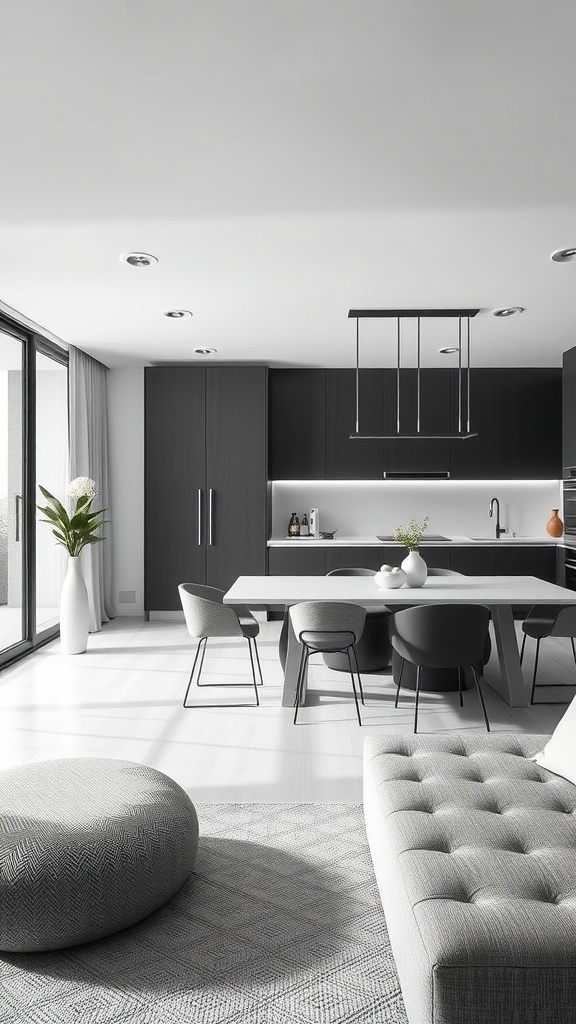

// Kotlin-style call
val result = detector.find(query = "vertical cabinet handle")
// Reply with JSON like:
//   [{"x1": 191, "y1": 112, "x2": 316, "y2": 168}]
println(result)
[
  {"x1": 15, "y1": 494, "x2": 23, "y2": 542},
  {"x1": 208, "y1": 489, "x2": 214, "y2": 546},
  {"x1": 197, "y1": 489, "x2": 203, "y2": 546}
]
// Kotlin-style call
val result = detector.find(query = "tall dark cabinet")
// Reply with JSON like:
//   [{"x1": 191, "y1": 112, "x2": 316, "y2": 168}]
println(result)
[
  {"x1": 563, "y1": 346, "x2": 576, "y2": 469},
  {"x1": 145, "y1": 365, "x2": 268, "y2": 610}
]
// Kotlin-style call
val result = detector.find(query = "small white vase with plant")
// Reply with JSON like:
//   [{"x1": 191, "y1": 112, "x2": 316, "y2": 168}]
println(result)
[
  {"x1": 38, "y1": 477, "x2": 108, "y2": 654},
  {"x1": 393, "y1": 516, "x2": 429, "y2": 587}
]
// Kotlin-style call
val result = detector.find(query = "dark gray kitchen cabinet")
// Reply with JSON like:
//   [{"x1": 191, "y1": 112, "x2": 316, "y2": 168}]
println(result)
[
  {"x1": 563, "y1": 346, "x2": 576, "y2": 470},
  {"x1": 269, "y1": 369, "x2": 325, "y2": 479},
  {"x1": 507, "y1": 369, "x2": 562, "y2": 479},
  {"x1": 324, "y1": 546, "x2": 390, "y2": 573},
  {"x1": 507, "y1": 545, "x2": 557, "y2": 584},
  {"x1": 449, "y1": 369, "x2": 508, "y2": 479},
  {"x1": 268, "y1": 547, "x2": 326, "y2": 575},
  {"x1": 325, "y1": 369, "x2": 384, "y2": 479},
  {"x1": 382, "y1": 369, "x2": 452, "y2": 476},
  {"x1": 450, "y1": 545, "x2": 508, "y2": 576},
  {"x1": 145, "y1": 365, "x2": 267, "y2": 610}
]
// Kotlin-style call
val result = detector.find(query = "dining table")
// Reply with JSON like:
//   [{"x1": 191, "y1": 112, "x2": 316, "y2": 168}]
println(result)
[{"x1": 223, "y1": 574, "x2": 576, "y2": 709}]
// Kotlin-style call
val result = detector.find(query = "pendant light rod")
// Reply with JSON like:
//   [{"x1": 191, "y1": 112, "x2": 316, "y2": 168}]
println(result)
[
  {"x1": 416, "y1": 315, "x2": 421, "y2": 434},
  {"x1": 458, "y1": 316, "x2": 462, "y2": 434},
  {"x1": 396, "y1": 316, "x2": 401, "y2": 433},
  {"x1": 355, "y1": 316, "x2": 360, "y2": 433},
  {"x1": 466, "y1": 315, "x2": 472, "y2": 433}
]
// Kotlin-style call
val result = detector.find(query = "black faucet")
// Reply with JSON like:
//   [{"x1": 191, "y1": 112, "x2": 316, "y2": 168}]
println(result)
[{"x1": 489, "y1": 497, "x2": 507, "y2": 539}]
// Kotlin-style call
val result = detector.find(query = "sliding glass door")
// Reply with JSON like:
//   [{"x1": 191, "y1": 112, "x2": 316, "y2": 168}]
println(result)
[
  {"x1": 35, "y1": 347, "x2": 68, "y2": 636},
  {"x1": 0, "y1": 327, "x2": 25, "y2": 653},
  {"x1": 0, "y1": 318, "x2": 68, "y2": 666}
]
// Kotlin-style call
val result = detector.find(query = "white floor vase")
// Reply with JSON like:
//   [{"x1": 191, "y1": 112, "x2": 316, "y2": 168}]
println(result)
[
  {"x1": 401, "y1": 550, "x2": 428, "y2": 587},
  {"x1": 60, "y1": 556, "x2": 90, "y2": 654}
]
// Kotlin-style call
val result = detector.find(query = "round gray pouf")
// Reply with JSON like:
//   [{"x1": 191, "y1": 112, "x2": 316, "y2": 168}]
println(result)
[{"x1": 0, "y1": 757, "x2": 199, "y2": 953}]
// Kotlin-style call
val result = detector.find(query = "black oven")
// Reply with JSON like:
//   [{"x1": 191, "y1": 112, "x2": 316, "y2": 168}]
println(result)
[
  {"x1": 563, "y1": 467, "x2": 576, "y2": 536},
  {"x1": 565, "y1": 548, "x2": 576, "y2": 592}
]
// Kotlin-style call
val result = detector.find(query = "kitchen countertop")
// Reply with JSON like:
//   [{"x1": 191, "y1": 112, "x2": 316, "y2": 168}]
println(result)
[{"x1": 268, "y1": 535, "x2": 564, "y2": 547}]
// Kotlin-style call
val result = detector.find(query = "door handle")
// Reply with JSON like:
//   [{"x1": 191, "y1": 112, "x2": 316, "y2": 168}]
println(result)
[
  {"x1": 15, "y1": 494, "x2": 23, "y2": 542},
  {"x1": 197, "y1": 489, "x2": 203, "y2": 546},
  {"x1": 208, "y1": 489, "x2": 214, "y2": 546}
]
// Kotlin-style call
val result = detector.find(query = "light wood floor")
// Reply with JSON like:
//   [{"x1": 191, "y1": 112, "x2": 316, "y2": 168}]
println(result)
[{"x1": 0, "y1": 617, "x2": 573, "y2": 802}]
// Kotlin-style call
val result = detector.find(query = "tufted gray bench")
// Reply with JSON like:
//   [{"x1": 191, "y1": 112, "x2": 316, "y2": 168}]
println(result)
[{"x1": 364, "y1": 733, "x2": 576, "y2": 1024}]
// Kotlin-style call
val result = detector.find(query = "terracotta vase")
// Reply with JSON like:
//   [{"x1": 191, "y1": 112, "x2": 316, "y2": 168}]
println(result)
[{"x1": 546, "y1": 508, "x2": 564, "y2": 538}]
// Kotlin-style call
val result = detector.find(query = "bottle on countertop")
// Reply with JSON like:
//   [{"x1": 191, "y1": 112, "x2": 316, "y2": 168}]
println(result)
[
  {"x1": 309, "y1": 508, "x2": 319, "y2": 537},
  {"x1": 288, "y1": 512, "x2": 300, "y2": 538},
  {"x1": 300, "y1": 513, "x2": 310, "y2": 537}
]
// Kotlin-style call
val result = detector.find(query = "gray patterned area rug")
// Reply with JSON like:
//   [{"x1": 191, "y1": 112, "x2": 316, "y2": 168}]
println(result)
[{"x1": 0, "y1": 803, "x2": 407, "y2": 1024}]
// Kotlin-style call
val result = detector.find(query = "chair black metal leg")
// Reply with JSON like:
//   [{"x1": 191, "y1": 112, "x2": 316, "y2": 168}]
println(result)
[
  {"x1": 252, "y1": 636, "x2": 264, "y2": 685},
  {"x1": 395, "y1": 658, "x2": 404, "y2": 708},
  {"x1": 457, "y1": 666, "x2": 464, "y2": 708},
  {"x1": 530, "y1": 638, "x2": 541, "y2": 705},
  {"x1": 351, "y1": 646, "x2": 364, "y2": 705},
  {"x1": 471, "y1": 665, "x2": 490, "y2": 732},
  {"x1": 520, "y1": 632, "x2": 527, "y2": 665},
  {"x1": 293, "y1": 645, "x2": 309, "y2": 724},
  {"x1": 414, "y1": 666, "x2": 422, "y2": 734},
  {"x1": 247, "y1": 638, "x2": 260, "y2": 707},
  {"x1": 346, "y1": 649, "x2": 363, "y2": 726},
  {"x1": 571, "y1": 637, "x2": 576, "y2": 670},
  {"x1": 184, "y1": 634, "x2": 261, "y2": 709},
  {"x1": 183, "y1": 637, "x2": 207, "y2": 707}
]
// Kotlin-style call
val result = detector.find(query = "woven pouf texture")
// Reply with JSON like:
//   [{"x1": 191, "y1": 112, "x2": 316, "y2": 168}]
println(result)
[{"x1": 0, "y1": 758, "x2": 199, "y2": 952}]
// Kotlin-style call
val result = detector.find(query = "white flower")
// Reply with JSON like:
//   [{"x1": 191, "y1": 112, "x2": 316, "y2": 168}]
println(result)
[{"x1": 67, "y1": 477, "x2": 98, "y2": 501}]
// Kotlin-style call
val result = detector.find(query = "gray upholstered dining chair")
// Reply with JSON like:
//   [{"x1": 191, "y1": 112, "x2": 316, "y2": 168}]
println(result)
[
  {"x1": 389, "y1": 603, "x2": 491, "y2": 734},
  {"x1": 178, "y1": 583, "x2": 263, "y2": 708},
  {"x1": 289, "y1": 601, "x2": 366, "y2": 725},
  {"x1": 323, "y1": 567, "x2": 392, "y2": 672},
  {"x1": 520, "y1": 605, "x2": 576, "y2": 704}
]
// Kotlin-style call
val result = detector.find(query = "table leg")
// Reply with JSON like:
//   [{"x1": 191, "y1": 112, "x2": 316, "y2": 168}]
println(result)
[
  {"x1": 281, "y1": 612, "x2": 307, "y2": 708},
  {"x1": 484, "y1": 605, "x2": 528, "y2": 707}
]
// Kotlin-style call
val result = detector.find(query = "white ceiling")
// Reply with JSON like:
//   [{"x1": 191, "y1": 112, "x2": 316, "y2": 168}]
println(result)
[{"x1": 1, "y1": 0, "x2": 576, "y2": 369}]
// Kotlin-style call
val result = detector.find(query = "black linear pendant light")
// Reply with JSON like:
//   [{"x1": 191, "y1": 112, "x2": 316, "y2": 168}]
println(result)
[{"x1": 348, "y1": 308, "x2": 480, "y2": 440}]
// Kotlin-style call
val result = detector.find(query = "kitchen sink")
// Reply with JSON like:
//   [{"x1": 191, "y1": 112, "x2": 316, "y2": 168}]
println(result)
[{"x1": 377, "y1": 534, "x2": 452, "y2": 542}]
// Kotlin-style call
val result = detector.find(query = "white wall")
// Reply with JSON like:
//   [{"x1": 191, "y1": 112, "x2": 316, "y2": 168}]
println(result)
[{"x1": 108, "y1": 369, "x2": 144, "y2": 615}]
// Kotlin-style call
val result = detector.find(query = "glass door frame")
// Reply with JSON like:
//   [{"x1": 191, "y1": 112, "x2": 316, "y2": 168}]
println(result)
[{"x1": 0, "y1": 312, "x2": 69, "y2": 669}]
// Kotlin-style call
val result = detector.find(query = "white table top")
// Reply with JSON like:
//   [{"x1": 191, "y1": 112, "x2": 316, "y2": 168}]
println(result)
[{"x1": 224, "y1": 574, "x2": 576, "y2": 606}]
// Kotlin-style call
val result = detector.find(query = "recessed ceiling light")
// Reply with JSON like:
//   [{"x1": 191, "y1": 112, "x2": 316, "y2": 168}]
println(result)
[
  {"x1": 193, "y1": 347, "x2": 217, "y2": 355},
  {"x1": 163, "y1": 309, "x2": 192, "y2": 319},
  {"x1": 119, "y1": 252, "x2": 158, "y2": 267},
  {"x1": 550, "y1": 246, "x2": 576, "y2": 263},
  {"x1": 492, "y1": 306, "x2": 524, "y2": 317},
  {"x1": 438, "y1": 346, "x2": 460, "y2": 354}
]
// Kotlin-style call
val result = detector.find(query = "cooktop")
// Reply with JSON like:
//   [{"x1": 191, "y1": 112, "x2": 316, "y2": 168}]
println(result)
[{"x1": 377, "y1": 534, "x2": 452, "y2": 542}]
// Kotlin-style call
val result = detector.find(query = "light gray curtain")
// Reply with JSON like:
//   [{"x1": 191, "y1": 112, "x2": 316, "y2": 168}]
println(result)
[{"x1": 68, "y1": 346, "x2": 114, "y2": 630}]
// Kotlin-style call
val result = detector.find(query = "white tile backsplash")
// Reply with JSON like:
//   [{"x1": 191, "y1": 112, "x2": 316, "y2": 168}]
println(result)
[{"x1": 272, "y1": 479, "x2": 563, "y2": 539}]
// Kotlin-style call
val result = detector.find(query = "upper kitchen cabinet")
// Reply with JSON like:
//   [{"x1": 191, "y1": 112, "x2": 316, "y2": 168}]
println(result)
[
  {"x1": 506, "y1": 368, "x2": 562, "y2": 478},
  {"x1": 145, "y1": 365, "x2": 268, "y2": 610},
  {"x1": 325, "y1": 369, "x2": 384, "y2": 478},
  {"x1": 563, "y1": 347, "x2": 576, "y2": 470},
  {"x1": 269, "y1": 369, "x2": 326, "y2": 479},
  {"x1": 449, "y1": 369, "x2": 508, "y2": 479},
  {"x1": 382, "y1": 368, "x2": 452, "y2": 475}
]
